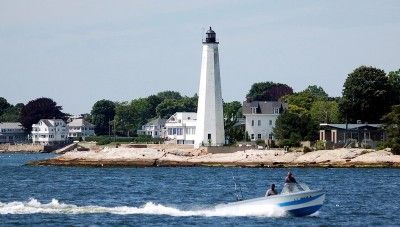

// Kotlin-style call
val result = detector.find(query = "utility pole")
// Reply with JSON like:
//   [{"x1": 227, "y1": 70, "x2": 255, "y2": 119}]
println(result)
[
  {"x1": 114, "y1": 119, "x2": 116, "y2": 142},
  {"x1": 108, "y1": 118, "x2": 111, "y2": 138}
]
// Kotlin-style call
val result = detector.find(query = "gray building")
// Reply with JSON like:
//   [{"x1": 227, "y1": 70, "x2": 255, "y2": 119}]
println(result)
[
  {"x1": 319, "y1": 123, "x2": 384, "y2": 148},
  {"x1": 0, "y1": 122, "x2": 27, "y2": 144}
]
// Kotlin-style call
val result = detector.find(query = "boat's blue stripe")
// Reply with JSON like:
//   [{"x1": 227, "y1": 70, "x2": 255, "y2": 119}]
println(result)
[
  {"x1": 278, "y1": 194, "x2": 323, "y2": 207},
  {"x1": 287, "y1": 205, "x2": 322, "y2": 217}
]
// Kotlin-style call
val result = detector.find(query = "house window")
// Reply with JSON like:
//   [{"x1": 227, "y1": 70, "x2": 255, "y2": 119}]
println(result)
[
  {"x1": 155, "y1": 131, "x2": 158, "y2": 136},
  {"x1": 269, "y1": 120, "x2": 273, "y2": 125},
  {"x1": 274, "y1": 108, "x2": 280, "y2": 114},
  {"x1": 258, "y1": 120, "x2": 261, "y2": 126},
  {"x1": 251, "y1": 134, "x2": 254, "y2": 140},
  {"x1": 257, "y1": 134, "x2": 261, "y2": 139},
  {"x1": 251, "y1": 120, "x2": 254, "y2": 126},
  {"x1": 251, "y1": 107, "x2": 257, "y2": 114},
  {"x1": 208, "y1": 133, "x2": 211, "y2": 140},
  {"x1": 269, "y1": 133, "x2": 273, "y2": 140}
]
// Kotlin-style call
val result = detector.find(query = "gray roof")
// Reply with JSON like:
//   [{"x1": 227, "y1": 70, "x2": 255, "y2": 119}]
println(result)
[
  {"x1": 319, "y1": 123, "x2": 382, "y2": 130},
  {"x1": 242, "y1": 101, "x2": 288, "y2": 114},
  {"x1": 41, "y1": 119, "x2": 53, "y2": 127},
  {"x1": 67, "y1": 118, "x2": 94, "y2": 127},
  {"x1": 145, "y1": 118, "x2": 167, "y2": 126},
  {"x1": 0, "y1": 122, "x2": 24, "y2": 129}
]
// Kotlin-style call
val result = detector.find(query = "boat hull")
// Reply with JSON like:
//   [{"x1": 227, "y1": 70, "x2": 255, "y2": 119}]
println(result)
[{"x1": 216, "y1": 190, "x2": 325, "y2": 217}]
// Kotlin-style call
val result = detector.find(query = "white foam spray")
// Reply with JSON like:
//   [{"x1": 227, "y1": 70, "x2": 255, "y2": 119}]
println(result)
[{"x1": 0, "y1": 198, "x2": 286, "y2": 217}]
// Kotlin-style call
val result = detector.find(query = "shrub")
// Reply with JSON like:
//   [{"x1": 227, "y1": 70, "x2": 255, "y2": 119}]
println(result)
[
  {"x1": 391, "y1": 143, "x2": 400, "y2": 155},
  {"x1": 315, "y1": 140, "x2": 325, "y2": 150},
  {"x1": 255, "y1": 139, "x2": 265, "y2": 146},
  {"x1": 303, "y1": 146, "x2": 312, "y2": 153},
  {"x1": 96, "y1": 138, "x2": 112, "y2": 145},
  {"x1": 375, "y1": 141, "x2": 386, "y2": 151}
]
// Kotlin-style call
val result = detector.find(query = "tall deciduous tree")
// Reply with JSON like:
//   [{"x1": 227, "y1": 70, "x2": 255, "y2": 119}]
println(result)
[
  {"x1": 223, "y1": 101, "x2": 244, "y2": 143},
  {"x1": 273, "y1": 111, "x2": 318, "y2": 146},
  {"x1": 381, "y1": 105, "x2": 400, "y2": 154},
  {"x1": 156, "y1": 96, "x2": 197, "y2": 119},
  {"x1": 0, "y1": 97, "x2": 11, "y2": 117},
  {"x1": 246, "y1": 82, "x2": 293, "y2": 102},
  {"x1": 20, "y1": 98, "x2": 66, "y2": 132},
  {"x1": 0, "y1": 103, "x2": 24, "y2": 122},
  {"x1": 340, "y1": 66, "x2": 391, "y2": 123},
  {"x1": 388, "y1": 69, "x2": 400, "y2": 105},
  {"x1": 157, "y1": 91, "x2": 182, "y2": 101},
  {"x1": 284, "y1": 85, "x2": 329, "y2": 111},
  {"x1": 91, "y1": 99, "x2": 116, "y2": 135},
  {"x1": 310, "y1": 100, "x2": 340, "y2": 123}
]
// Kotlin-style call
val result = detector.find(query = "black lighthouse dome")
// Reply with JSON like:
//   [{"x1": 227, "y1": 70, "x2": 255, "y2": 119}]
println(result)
[{"x1": 204, "y1": 26, "x2": 218, "y2": 44}]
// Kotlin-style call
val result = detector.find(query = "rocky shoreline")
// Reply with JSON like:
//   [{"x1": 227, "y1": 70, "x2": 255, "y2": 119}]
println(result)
[{"x1": 29, "y1": 147, "x2": 400, "y2": 168}]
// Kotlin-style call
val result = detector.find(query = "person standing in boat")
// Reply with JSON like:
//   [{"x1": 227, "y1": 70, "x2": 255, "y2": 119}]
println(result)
[
  {"x1": 285, "y1": 171, "x2": 298, "y2": 193},
  {"x1": 285, "y1": 171, "x2": 297, "y2": 183},
  {"x1": 266, "y1": 184, "x2": 278, "y2": 196}
]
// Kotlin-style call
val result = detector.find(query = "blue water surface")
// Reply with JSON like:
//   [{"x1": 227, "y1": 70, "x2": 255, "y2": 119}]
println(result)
[{"x1": 0, "y1": 153, "x2": 399, "y2": 226}]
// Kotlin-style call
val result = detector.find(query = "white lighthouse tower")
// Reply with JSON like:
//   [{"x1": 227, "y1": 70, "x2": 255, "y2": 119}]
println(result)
[{"x1": 194, "y1": 27, "x2": 225, "y2": 148}]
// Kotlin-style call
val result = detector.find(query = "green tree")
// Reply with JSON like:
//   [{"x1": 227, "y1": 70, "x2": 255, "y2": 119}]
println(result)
[
  {"x1": 157, "y1": 91, "x2": 182, "y2": 101},
  {"x1": 310, "y1": 100, "x2": 340, "y2": 123},
  {"x1": 20, "y1": 98, "x2": 67, "y2": 132},
  {"x1": 146, "y1": 95, "x2": 163, "y2": 119},
  {"x1": 287, "y1": 104, "x2": 308, "y2": 115},
  {"x1": 0, "y1": 103, "x2": 24, "y2": 122},
  {"x1": 388, "y1": 69, "x2": 400, "y2": 105},
  {"x1": 340, "y1": 66, "x2": 391, "y2": 123},
  {"x1": 284, "y1": 85, "x2": 329, "y2": 110},
  {"x1": 156, "y1": 99, "x2": 184, "y2": 119},
  {"x1": 114, "y1": 102, "x2": 138, "y2": 136},
  {"x1": 155, "y1": 96, "x2": 197, "y2": 119},
  {"x1": 0, "y1": 97, "x2": 11, "y2": 117},
  {"x1": 223, "y1": 101, "x2": 244, "y2": 143},
  {"x1": 381, "y1": 105, "x2": 400, "y2": 154},
  {"x1": 246, "y1": 82, "x2": 293, "y2": 102},
  {"x1": 303, "y1": 85, "x2": 329, "y2": 99},
  {"x1": 273, "y1": 111, "x2": 318, "y2": 146},
  {"x1": 91, "y1": 100, "x2": 116, "y2": 135}
]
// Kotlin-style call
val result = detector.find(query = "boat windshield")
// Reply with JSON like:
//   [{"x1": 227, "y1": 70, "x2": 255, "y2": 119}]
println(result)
[{"x1": 280, "y1": 182, "x2": 311, "y2": 194}]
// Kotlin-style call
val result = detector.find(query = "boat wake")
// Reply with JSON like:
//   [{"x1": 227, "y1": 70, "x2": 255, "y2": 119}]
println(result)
[{"x1": 0, "y1": 198, "x2": 286, "y2": 217}]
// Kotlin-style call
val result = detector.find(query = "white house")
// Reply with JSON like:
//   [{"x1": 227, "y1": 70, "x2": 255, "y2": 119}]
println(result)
[
  {"x1": 137, "y1": 118, "x2": 167, "y2": 138},
  {"x1": 243, "y1": 101, "x2": 288, "y2": 141},
  {"x1": 165, "y1": 112, "x2": 197, "y2": 144},
  {"x1": 31, "y1": 119, "x2": 68, "y2": 145},
  {"x1": 0, "y1": 122, "x2": 27, "y2": 144},
  {"x1": 67, "y1": 118, "x2": 95, "y2": 139}
]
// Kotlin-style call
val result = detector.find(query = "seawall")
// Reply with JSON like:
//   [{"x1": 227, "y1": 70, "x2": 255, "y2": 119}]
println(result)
[{"x1": 0, "y1": 144, "x2": 45, "y2": 153}]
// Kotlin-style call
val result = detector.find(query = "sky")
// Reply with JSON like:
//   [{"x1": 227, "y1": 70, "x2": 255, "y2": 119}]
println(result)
[{"x1": 1, "y1": 0, "x2": 399, "y2": 115}]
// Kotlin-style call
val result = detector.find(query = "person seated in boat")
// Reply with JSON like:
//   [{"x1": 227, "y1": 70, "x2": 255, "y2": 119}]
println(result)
[
  {"x1": 266, "y1": 184, "x2": 278, "y2": 196},
  {"x1": 285, "y1": 171, "x2": 297, "y2": 183}
]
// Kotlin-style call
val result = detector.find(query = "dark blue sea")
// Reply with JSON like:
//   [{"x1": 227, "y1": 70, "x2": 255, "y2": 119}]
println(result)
[{"x1": 0, "y1": 153, "x2": 399, "y2": 226}]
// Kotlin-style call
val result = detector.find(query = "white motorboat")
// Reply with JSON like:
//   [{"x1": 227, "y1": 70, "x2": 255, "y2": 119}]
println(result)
[{"x1": 216, "y1": 183, "x2": 325, "y2": 217}]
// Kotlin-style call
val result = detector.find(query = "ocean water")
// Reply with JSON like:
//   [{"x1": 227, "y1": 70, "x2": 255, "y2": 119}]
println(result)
[{"x1": 0, "y1": 153, "x2": 399, "y2": 226}]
